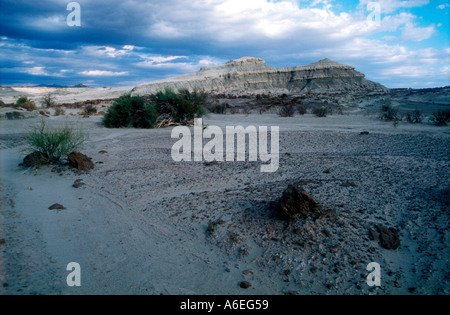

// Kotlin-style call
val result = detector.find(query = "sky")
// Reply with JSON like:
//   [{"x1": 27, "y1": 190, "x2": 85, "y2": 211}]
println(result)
[{"x1": 0, "y1": 0, "x2": 449, "y2": 88}]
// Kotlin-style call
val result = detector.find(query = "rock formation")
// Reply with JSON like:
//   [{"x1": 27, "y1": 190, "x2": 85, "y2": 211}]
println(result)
[{"x1": 132, "y1": 57, "x2": 388, "y2": 97}]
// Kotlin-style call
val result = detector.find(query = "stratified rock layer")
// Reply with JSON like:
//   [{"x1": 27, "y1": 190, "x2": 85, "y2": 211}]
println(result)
[{"x1": 132, "y1": 57, "x2": 388, "y2": 96}]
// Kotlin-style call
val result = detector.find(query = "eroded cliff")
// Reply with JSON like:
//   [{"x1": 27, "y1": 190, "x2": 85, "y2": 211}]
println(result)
[{"x1": 131, "y1": 57, "x2": 388, "y2": 96}]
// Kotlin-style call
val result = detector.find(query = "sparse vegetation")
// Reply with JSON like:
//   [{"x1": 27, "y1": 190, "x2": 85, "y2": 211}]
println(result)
[
  {"x1": 278, "y1": 105, "x2": 295, "y2": 117},
  {"x1": 23, "y1": 120, "x2": 88, "y2": 164},
  {"x1": 15, "y1": 96, "x2": 38, "y2": 111},
  {"x1": 297, "y1": 104, "x2": 307, "y2": 115},
  {"x1": 54, "y1": 107, "x2": 66, "y2": 116},
  {"x1": 103, "y1": 89, "x2": 206, "y2": 129},
  {"x1": 82, "y1": 104, "x2": 97, "y2": 116},
  {"x1": 207, "y1": 101, "x2": 227, "y2": 114},
  {"x1": 405, "y1": 110, "x2": 423, "y2": 124},
  {"x1": 429, "y1": 110, "x2": 450, "y2": 126},
  {"x1": 41, "y1": 93, "x2": 57, "y2": 108},
  {"x1": 313, "y1": 106, "x2": 328, "y2": 118},
  {"x1": 379, "y1": 100, "x2": 400, "y2": 122}
]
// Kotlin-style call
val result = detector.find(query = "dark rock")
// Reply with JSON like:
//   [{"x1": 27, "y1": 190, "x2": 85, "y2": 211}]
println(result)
[
  {"x1": 276, "y1": 184, "x2": 318, "y2": 220},
  {"x1": 68, "y1": 152, "x2": 94, "y2": 171},
  {"x1": 98, "y1": 150, "x2": 108, "y2": 154},
  {"x1": 360, "y1": 131, "x2": 370, "y2": 135},
  {"x1": 239, "y1": 281, "x2": 252, "y2": 289},
  {"x1": 205, "y1": 161, "x2": 219, "y2": 167},
  {"x1": 368, "y1": 229, "x2": 380, "y2": 241},
  {"x1": 285, "y1": 291, "x2": 299, "y2": 295},
  {"x1": 73, "y1": 179, "x2": 85, "y2": 188},
  {"x1": 0, "y1": 239, "x2": 5, "y2": 245},
  {"x1": 376, "y1": 225, "x2": 400, "y2": 249},
  {"x1": 49, "y1": 203, "x2": 66, "y2": 210},
  {"x1": 23, "y1": 151, "x2": 49, "y2": 167}
]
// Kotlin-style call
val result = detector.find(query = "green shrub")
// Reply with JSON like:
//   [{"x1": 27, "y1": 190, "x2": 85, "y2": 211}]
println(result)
[
  {"x1": 103, "y1": 89, "x2": 206, "y2": 129},
  {"x1": 429, "y1": 110, "x2": 450, "y2": 126},
  {"x1": 151, "y1": 88, "x2": 206, "y2": 123},
  {"x1": 15, "y1": 96, "x2": 37, "y2": 111},
  {"x1": 23, "y1": 120, "x2": 88, "y2": 163},
  {"x1": 103, "y1": 94, "x2": 158, "y2": 128}
]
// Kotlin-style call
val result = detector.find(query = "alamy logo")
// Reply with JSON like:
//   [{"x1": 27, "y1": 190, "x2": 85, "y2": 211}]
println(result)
[
  {"x1": 366, "y1": 262, "x2": 381, "y2": 287},
  {"x1": 171, "y1": 119, "x2": 280, "y2": 173},
  {"x1": 66, "y1": 262, "x2": 81, "y2": 287},
  {"x1": 67, "y1": 2, "x2": 81, "y2": 27}
]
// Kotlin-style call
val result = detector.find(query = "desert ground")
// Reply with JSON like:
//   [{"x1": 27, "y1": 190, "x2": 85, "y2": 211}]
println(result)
[
  {"x1": 0, "y1": 95, "x2": 449, "y2": 295},
  {"x1": 0, "y1": 83, "x2": 450, "y2": 295}
]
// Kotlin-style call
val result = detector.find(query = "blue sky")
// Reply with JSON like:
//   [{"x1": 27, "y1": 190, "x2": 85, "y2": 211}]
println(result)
[{"x1": 0, "y1": 0, "x2": 448, "y2": 88}]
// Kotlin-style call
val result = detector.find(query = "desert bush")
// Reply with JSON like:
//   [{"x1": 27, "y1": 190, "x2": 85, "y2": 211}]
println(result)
[
  {"x1": 313, "y1": 106, "x2": 328, "y2": 117},
  {"x1": 429, "y1": 110, "x2": 450, "y2": 126},
  {"x1": 15, "y1": 96, "x2": 37, "y2": 111},
  {"x1": 405, "y1": 110, "x2": 423, "y2": 124},
  {"x1": 41, "y1": 93, "x2": 57, "y2": 108},
  {"x1": 82, "y1": 104, "x2": 97, "y2": 116},
  {"x1": 208, "y1": 101, "x2": 227, "y2": 114},
  {"x1": 104, "y1": 89, "x2": 206, "y2": 129},
  {"x1": 54, "y1": 107, "x2": 66, "y2": 116},
  {"x1": 379, "y1": 102, "x2": 400, "y2": 121},
  {"x1": 297, "y1": 104, "x2": 307, "y2": 115},
  {"x1": 103, "y1": 94, "x2": 158, "y2": 128},
  {"x1": 278, "y1": 105, "x2": 295, "y2": 117},
  {"x1": 23, "y1": 120, "x2": 88, "y2": 163},
  {"x1": 152, "y1": 88, "x2": 206, "y2": 123}
]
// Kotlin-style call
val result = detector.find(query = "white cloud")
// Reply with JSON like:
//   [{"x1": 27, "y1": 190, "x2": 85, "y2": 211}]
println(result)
[
  {"x1": 26, "y1": 67, "x2": 49, "y2": 76},
  {"x1": 437, "y1": 3, "x2": 450, "y2": 9},
  {"x1": 401, "y1": 23, "x2": 436, "y2": 41},
  {"x1": 83, "y1": 46, "x2": 134, "y2": 58},
  {"x1": 80, "y1": 70, "x2": 129, "y2": 76}
]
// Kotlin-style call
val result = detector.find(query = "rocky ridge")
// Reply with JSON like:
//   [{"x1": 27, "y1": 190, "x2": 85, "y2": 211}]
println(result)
[{"x1": 132, "y1": 57, "x2": 388, "y2": 96}]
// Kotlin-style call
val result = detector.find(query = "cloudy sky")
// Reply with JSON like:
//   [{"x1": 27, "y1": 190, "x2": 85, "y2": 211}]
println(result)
[{"x1": 0, "y1": 0, "x2": 449, "y2": 88}]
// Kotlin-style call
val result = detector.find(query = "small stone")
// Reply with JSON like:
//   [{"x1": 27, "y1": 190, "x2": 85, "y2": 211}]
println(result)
[
  {"x1": 242, "y1": 270, "x2": 254, "y2": 276},
  {"x1": 49, "y1": 203, "x2": 66, "y2": 210},
  {"x1": 0, "y1": 239, "x2": 5, "y2": 245},
  {"x1": 239, "y1": 281, "x2": 252, "y2": 289},
  {"x1": 73, "y1": 179, "x2": 85, "y2": 188},
  {"x1": 285, "y1": 291, "x2": 299, "y2": 295}
]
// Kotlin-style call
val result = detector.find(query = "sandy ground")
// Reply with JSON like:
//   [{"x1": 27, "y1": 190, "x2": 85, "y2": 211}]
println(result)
[{"x1": 0, "y1": 113, "x2": 449, "y2": 295}]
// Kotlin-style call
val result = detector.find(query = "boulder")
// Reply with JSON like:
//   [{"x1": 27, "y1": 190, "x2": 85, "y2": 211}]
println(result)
[
  {"x1": 276, "y1": 184, "x2": 318, "y2": 220},
  {"x1": 68, "y1": 152, "x2": 94, "y2": 171},
  {"x1": 376, "y1": 225, "x2": 401, "y2": 250}
]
